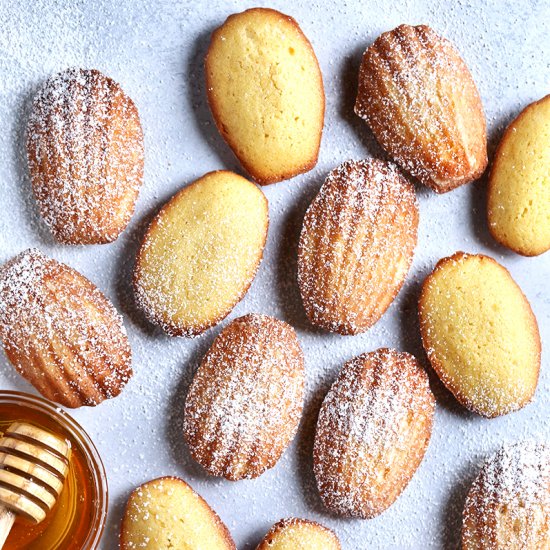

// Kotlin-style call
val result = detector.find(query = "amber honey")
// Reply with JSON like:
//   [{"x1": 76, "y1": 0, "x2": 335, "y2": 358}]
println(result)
[{"x1": 0, "y1": 391, "x2": 107, "y2": 549}]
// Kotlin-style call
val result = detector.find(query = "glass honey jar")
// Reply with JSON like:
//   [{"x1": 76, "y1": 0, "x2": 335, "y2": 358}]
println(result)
[{"x1": 0, "y1": 391, "x2": 107, "y2": 549}]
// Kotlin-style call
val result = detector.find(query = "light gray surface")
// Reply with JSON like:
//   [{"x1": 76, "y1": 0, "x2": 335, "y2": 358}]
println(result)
[{"x1": 0, "y1": 0, "x2": 549, "y2": 548}]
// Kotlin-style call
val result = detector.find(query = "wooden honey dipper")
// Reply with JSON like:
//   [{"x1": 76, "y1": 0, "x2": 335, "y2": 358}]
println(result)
[{"x1": 0, "y1": 422, "x2": 71, "y2": 548}]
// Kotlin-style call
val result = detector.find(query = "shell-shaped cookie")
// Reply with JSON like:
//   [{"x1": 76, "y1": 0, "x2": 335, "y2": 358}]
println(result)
[
  {"x1": 120, "y1": 477, "x2": 236, "y2": 549},
  {"x1": 206, "y1": 8, "x2": 325, "y2": 184},
  {"x1": 313, "y1": 349, "x2": 435, "y2": 518},
  {"x1": 27, "y1": 68, "x2": 144, "y2": 244},
  {"x1": 133, "y1": 171, "x2": 268, "y2": 337},
  {"x1": 488, "y1": 94, "x2": 550, "y2": 256},
  {"x1": 0, "y1": 249, "x2": 132, "y2": 408},
  {"x1": 462, "y1": 442, "x2": 550, "y2": 549},
  {"x1": 256, "y1": 518, "x2": 341, "y2": 550},
  {"x1": 298, "y1": 159, "x2": 418, "y2": 335},
  {"x1": 419, "y1": 252, "x2": 540, "y2": 417},
  {"x1": 355, "y1": 24, "x2": 487, "y2": 193},
  {"x1": 184, "y1": 314, "x2": 304, "y2": 481}
]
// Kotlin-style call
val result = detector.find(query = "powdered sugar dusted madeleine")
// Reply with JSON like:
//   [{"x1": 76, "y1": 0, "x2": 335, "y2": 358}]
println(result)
[
  {"x1": 256, "y1": 518, "x2": 340, "y2": 550},
  {"x1": 206, "y1": 8, "x2": 324, "y2": 184},
  {"x1": 355, "y1": 25, "x2": 487, "y2": 193},
  {"x1": 313, "y1": 349, "x2": 435, "y2": 518},
  {"x1": 488, "y1": 94, "x2": 550, "y2": 256},
  {"x1": 27, "y1": 68, "x2": 144, "y2": 244},
  {"x1": 462, "y1": 442, "x2": 550, "y2": 549},
  {"x1": 184, "y1": 314, "x2": 304, "y2": 480},
  {"x1": 120, "y1": 477, "x2": 235, "y2": 550},
  {"x1": 0, "y1": 249, "x2": 132, "y2": 408},
  {"x1": 134, "y1": 171, "x2": 268, "y2": 337},
  {"x1": 419, "y1": 252, "x2": 540, "y2": 417},
  {"x1": 298, "y1": 159, "x2": 418, "y2": 335}
]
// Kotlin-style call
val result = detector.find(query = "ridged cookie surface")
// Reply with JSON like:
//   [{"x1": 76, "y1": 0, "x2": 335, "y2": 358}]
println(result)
[
  {"x1": 134, "y1": 171, "x2": 268, "y2": 337},
  {"x1": 488, "y1": 94, "x2": 550, "y2": 256},
  {"x1": 120, "y1": 477, "x2": 235, "y2": 550},
  {"x1": 419, "y1": 252, "x2": 540, "y2": 417},
  {"x1": 313, "y1": 349, "x2": 435, "y2": 518},
  {"x1": 298, "y1": 159, "x2": 418, "y2": 335},
  {"x1": 0, "y1": 249, "x2": 132, "y2": 408},
  {"x1": 256, "y1": 518, "x2": 340, "y2": 550},
  {"x1": 27, "y1": 68, "x2": 144, "y2": 244},
  {"x1": 184, "y1": 314, "x2": 304, "y2": 480},
  {"x1": 355, "y1": 25, "x2": 487, "y2": 193},
  {"x1": 206, "y1": 8, "x2": 324, "y2": 184},
  {"x1": 462, "y1": 442, "x2": 550, "y2": 549}
]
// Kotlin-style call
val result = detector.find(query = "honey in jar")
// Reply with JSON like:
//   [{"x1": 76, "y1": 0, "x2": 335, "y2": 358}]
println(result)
[{"x1": 0, "y1": 391, "x2": 107, "y2": 549}]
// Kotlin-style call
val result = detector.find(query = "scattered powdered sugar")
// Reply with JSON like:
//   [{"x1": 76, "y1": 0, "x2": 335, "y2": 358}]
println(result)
[
  {"x1": 463, "y1": 441, "x2": 550, "y2": 548},
  {"x1": 298, "y1": 158, "x2": 418, "y2": 335},
  {"x1": 27, "y1": 67, "x2": 144, "y2": 244},
  {"x1": 0, "y1": 2, "x2": 547, "y2": 548},
  {"x1": 313, "y1": 348, "x2": 435, "y2": 518},
  {"x1": 184, "y1": 313, "x2": 304, "y2": 481},
  {"x1": 0, "y1": 248, "x2": 132, "y2": 407}
]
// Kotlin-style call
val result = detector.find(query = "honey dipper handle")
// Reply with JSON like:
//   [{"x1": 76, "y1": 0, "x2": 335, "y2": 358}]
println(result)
[{"x1": 0, "y1": 505, "x2": 15, "y2": 549}]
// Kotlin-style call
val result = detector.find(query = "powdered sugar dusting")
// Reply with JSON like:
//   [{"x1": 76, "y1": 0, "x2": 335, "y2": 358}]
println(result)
[
  {"x1": 184, "y1": 314, "x2": 304, "y2": 480},
  {"x1": 313, "y1": 348, "x2": 435, "y2": 518},
  {"x1": 298, "y1": 159, "x2": 418, "y2": 335},
  {"x1": 0, "y1": 248, "x2": 132, "y2": 408},
  {"x1": 27, "y1": 67, "x2": 144, "y2": 244},
  {"x1": 463, "y1": 441, "x2": 550, "y2": 548},
  {"x1": 355, "y1": 24, "x2": 487, "y2": 192}
]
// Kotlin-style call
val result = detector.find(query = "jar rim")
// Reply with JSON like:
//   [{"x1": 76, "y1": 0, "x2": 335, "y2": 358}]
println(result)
[{"x1": 0, "y1": 390, "x2": 108, "y2": 549}]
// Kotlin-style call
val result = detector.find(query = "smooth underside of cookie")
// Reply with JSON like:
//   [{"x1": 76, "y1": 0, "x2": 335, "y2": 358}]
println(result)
[
  {"x1": 206, "y1": 8, "x2": 324, "y2": 184},
  {"x1": 120, "y1": 477, "x2": 235, "y2": 550},
  {"x1": 488, "y1": 94, "x2": 550, "y2": 256},
  {"x1": 256, "y1": 518, "x2": 340, "y2": 550},
  {"x1": 462, "y1": 442, "x2": 550, "y2": 550},
  {"x1": 134, "y1": 171, "x2": 268, "y2": 336},
  {"x1": 419, "y1": 252, "x2": 540, "y2": 417},
  {"x1": 355, "y1": 24, "x2": 487, "y2": 193}
]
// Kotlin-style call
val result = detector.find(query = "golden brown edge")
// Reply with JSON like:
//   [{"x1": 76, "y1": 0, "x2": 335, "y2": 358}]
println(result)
[
  {"x1": 256, "y1": 517, "x2": 341, "y2": 549},
  {"x1": 296, "y1": 159, "x2": 419, "y2": 335},
  {"x1": 312, "y1": 349, "x2": 435, "y2": 519},
  {"x1": 417, "y1": 251, "x2": 541, "y2": 418},
  {"x1": 422, "y1": 152, "x2": 487, "y2": 195},
  {"x1": 26, "y1": 68, "x2": 145, "y2": 245},
  {"x1": 205, "y1": 7, "x2": 325, "y2": 185},
  {"x1": 183, "y1": 313, "x2": 305, "y2": 481},
  {"x1": 487, "y1": 94, "x2": 550, "y2": 256},
  {"x1": 119, "y1": 476, "x2": 236, "y2": 549},
  {"x1": 132, "y1": 170, "x2": 269, "y2": 337}
]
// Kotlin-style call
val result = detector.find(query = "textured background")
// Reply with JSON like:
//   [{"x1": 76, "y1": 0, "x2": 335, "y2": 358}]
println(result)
[{"x1": 0, "y1": 0, "x2": 549, "y2": 548}]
